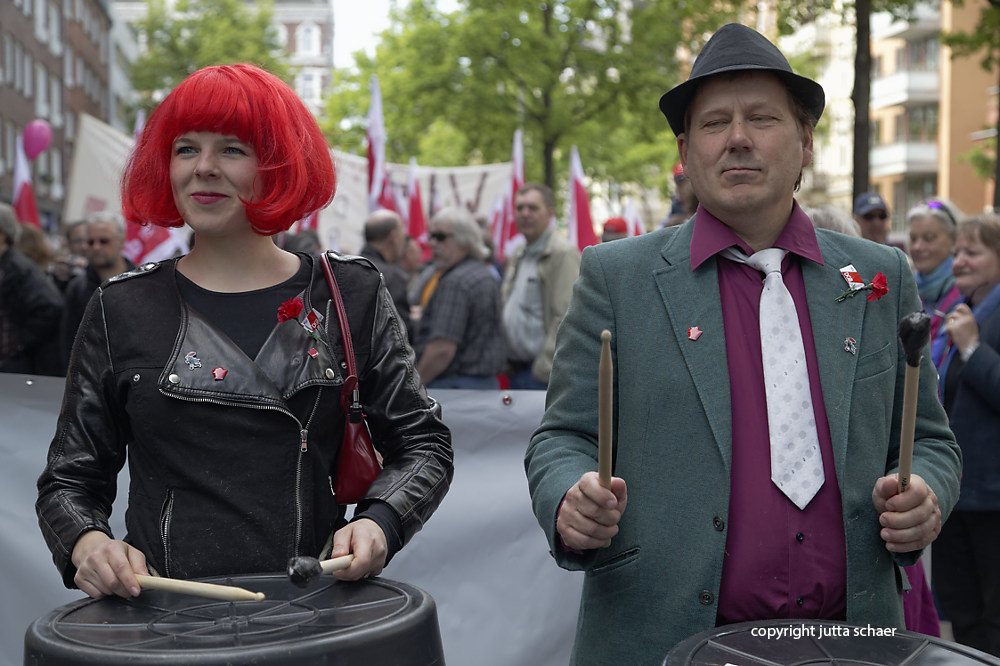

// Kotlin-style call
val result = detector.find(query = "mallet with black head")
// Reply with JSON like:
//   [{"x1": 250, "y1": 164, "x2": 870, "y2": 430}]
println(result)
[
  {"x1": 287, "y1": 554, "x2": 355, "y2": 588},
  {"x1": 897, "y1": 311, "x2": 932, "y2": 492}
]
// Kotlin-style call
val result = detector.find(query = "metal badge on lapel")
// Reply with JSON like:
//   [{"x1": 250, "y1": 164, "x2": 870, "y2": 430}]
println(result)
[
  {"x1": 307, "y1": 348, "x2": 319, "y2": 359},
  {"x1": 844, "y1": 337, "x2": 857, "y2": 355},
  {"x1": 184, "y1": 352, "x2": 202, "y2": 370},
  {"x1": 839, "y1": 264, "x2": 865, "y2": 292},
  {"x1": 212, "y1": 367, "x2": 228, "y2": 381},
  {"x1": 687, "y1": 326, "x2": 703, "y2": 341}
]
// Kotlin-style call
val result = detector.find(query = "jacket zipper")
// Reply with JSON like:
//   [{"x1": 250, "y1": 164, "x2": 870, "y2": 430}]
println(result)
[{"x1": 160, "y1": 490, "x2": 175, "y2": 578}]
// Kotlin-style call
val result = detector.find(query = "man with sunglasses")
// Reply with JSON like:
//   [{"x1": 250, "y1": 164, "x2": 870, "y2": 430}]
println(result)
[
  {"x1": 60, "y1": 213, "x2": 135, "y2": 369},
  {"x1": 854, "y1": 192, "x2": 891, "y2": 245}
]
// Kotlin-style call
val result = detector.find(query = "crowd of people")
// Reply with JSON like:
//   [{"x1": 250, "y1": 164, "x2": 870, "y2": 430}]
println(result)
[{"x1": 1, "y1": 21, "x2": 997, "y2": 663}]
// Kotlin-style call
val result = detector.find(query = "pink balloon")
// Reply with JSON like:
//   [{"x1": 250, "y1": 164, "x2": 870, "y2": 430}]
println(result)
[{"x1": 23, "y1": 119, "x2": 53, "y2": 160}]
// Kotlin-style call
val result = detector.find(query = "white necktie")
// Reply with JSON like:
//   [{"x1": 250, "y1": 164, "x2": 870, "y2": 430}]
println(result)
[{"x1": 723, "y1": 247, "x2": 824, "y2": 509}]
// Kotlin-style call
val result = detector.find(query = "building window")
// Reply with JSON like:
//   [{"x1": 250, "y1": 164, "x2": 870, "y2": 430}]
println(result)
[
  {"x1": 296, "y1": 23, "x2": 320, "y2": 57},
  {"x1": 50, "y1": 75, "x2": 62, "y2": 126},
  {"x1": 49, "y1": 1, "x2": 62, "y2": 56},
  {"x1": 297, "y1": 69, "x2": 322, "y2": 106},
  {"x1": 35, "y1": 62, "x2": 48, "y2": 117},
  {"x1": 906, "y1": 106, "x2": 938, "y2": 142}
]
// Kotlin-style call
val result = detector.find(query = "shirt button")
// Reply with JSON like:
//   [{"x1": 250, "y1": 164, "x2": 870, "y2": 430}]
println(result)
[
  {"x1": 796, "y1": 597, "x2": 804, "y2": 606},
  {"x1": 698, "y1": 590, "x2": 714, "y2": 605},
  {"x1": 713, "y1": 516, "x2": 725, "y2": 531},
  {"x1": 796, "y1": 532, "x2": 804, "y2": 542}
]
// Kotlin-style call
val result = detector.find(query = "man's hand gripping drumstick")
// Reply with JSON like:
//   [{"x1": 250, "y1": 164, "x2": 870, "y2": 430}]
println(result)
[{"x1": 556, "y1": 330, "x2": 628, "y2": 552}]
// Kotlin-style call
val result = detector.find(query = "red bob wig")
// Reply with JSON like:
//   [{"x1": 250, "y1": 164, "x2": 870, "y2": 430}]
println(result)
[{"x1": 121, "y1": 64, "x2": 336, "y2": 235}]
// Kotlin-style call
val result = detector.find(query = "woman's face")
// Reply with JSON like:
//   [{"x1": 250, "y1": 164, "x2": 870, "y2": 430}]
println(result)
[
  {"x1": 170, "y1": 131, "x2": 259, "y2": 237},
  {"x1": 908, "y1": 214, "x2": 954, "y2": 275},
  {"x1": 953, "y1": 229, "x2": 1000, "y2": 302}
]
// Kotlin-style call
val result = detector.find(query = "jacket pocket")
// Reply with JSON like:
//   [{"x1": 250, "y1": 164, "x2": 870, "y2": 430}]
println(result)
[
  {"x1": 586, "y1": 546, "x2": 641, "y2": 578},
  {"x1": 855, "y1": 340, "x2": 893, "y2": 381}
]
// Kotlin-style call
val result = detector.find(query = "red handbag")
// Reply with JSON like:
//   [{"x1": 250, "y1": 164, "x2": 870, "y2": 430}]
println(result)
[{"x1": 320, "y1": 252, "x2": 382, "y2": 504}]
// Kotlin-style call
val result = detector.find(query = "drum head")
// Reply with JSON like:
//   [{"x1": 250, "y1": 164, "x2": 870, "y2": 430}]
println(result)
[
  {"x1": 664, "y1": 619, "x2": 1000, "y2": 665},
  {"x1": 24, "y1": 574, "x2": 443, "y2": 665}
]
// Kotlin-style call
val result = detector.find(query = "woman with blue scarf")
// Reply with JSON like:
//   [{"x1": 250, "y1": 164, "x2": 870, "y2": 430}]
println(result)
[
  {"x1": 930, "y1": 213, "x2": 1000, "y2": 657},
  {"x1": 907, "y1": 199, "x2": 964, "y2": 360}
]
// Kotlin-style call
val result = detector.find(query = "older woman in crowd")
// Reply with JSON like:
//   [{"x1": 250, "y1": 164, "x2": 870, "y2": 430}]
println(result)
[
  {"x1": 907, "y1": 199, "x2": 964, "y2": 353},
  {"x1": 931, "y1": 213, "x2": 1000, "y2": 657}
]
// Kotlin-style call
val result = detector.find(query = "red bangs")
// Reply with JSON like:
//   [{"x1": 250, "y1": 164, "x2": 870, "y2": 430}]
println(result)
[{"x1": 121, "y1": 64, "x2": 335, "y2": 235}]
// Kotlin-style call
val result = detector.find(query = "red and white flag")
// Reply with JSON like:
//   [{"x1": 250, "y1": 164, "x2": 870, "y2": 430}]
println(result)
[
  {"x1": 13, "y1": 135, "x2": 40, "y2": 228},
  {"x1": 408, "y1": 157, "x2": 428, "y2": 253},
  {"x1": 492, "y1": 129, "x2": 524, "y2": 261},
  {"x1": 123, "y1": 223, "x2": 189, "y2": 264},
  {"x1": 623, "y1": 197, "x2": 645, "y2": 237},
  {"x1": 567, "y1": 145, "x2": 599, "y2": 251},
  {"x1": 366, "y1": 74, "x2": 398, "y2": 214}
]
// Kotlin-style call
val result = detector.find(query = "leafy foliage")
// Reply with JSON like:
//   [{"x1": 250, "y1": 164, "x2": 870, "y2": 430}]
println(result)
[{"x1": 129, "y1": 0, "x2": 288, "y2": 112}]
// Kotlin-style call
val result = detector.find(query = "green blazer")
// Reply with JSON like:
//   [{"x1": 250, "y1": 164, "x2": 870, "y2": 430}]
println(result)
[{"x1": 525, "y1": 220, "x2": 961, "y2": 665}]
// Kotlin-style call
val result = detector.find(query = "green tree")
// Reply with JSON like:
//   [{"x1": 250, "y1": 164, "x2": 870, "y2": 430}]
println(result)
[
  {"x1": 130, "y1": 0, "x2": 288, "y2": 113},
  {"x1": 323, "y1": 0, "x2": 744, "y2": 201}
]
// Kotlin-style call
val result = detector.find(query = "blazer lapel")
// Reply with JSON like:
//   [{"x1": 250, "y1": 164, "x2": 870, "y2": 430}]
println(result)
[
  {"x1": 652, "y1": 225, "x2": 733, "y2": 469},
  {"x1": 802, "y1": 236, "x2": 867, "y2": 482}
]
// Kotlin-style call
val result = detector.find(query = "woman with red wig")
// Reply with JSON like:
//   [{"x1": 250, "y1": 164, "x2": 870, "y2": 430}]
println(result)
[{"x1": 36, "y1": 64, "x2": 453, "y2": 599}]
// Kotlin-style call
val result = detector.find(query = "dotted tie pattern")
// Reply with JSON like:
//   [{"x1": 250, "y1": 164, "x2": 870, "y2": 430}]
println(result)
[{"x1": 723, "y1": 247, "x2": 824, "y2": 510}]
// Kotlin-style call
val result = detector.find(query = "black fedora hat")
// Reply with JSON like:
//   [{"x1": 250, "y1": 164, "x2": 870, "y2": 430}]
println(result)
[{"x1": 659, "y1": 23, "x2": 825, "y2": 136}]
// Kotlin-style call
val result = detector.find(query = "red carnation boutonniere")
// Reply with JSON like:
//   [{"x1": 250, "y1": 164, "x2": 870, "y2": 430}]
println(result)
[
  {"x1": 277, "y1": 297, "x2": 327, "y2": 348},
  {"x1": 835, "y1": 269, "x2": 889, "y2": 302}
]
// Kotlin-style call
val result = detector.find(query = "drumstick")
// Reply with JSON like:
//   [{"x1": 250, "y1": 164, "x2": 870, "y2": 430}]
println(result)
[
  {"x1": 135, "y1": 574, "x2": 265, "y2": 602},
  {"x1": 287, "y1": 554, "x2": 355, "y2": 588},
  {"x1": 598, "y1": 329, "x2": 613, "y2": 489},
  {"x1": 897, "y1": 312, "x2": 931, "y2": 493}
]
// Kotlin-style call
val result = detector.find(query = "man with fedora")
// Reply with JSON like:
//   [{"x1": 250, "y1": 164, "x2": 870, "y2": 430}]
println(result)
[{"x1": 525, "y1": 23, "x2": 960, "y2": 664}]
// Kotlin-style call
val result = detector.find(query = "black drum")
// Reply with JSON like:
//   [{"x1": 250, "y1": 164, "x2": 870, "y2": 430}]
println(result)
[
  {"x1": 665, "y1": 619, "x2": 1000, "y2": 665},
  {"x1": 24, "y1": 574, "x2": 444, "y2": 665}
]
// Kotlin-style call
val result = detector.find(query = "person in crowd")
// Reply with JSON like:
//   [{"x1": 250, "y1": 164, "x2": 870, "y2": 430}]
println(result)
[
  {"x1": 0, "y1": 205, "x2": 64, "y2": 375},
  {"x1": 601, "y1": 217, "x2": 629, "y2": 243},
  {"x1": 400, "y1": 236, "x2": 424, "y2": 278},
  {"x1": 671, "y1": 161, "x2": 699, "y2": 218},
  {"x1": 414, "y1": 206, "x2": 504, "y2": 389},
  {"x1": 16, "y1": 223, "x2": 56, "y2": 273},
  {"x1": 49, "y1": 220, "x2": 88, "y2": 293},
  {"x1": 931, "y1": 213, "x2": 1000, "y2": 657},
  {"x1": 360, "y1": 210, "x2": 412, "y2": 338},
  {"x1": 524, "y1": 24, "x2": 961, "y2": 664},
  {"x1": 60, "y1": 213, "x2": 136, "y2": 370},
  {"x1": 36, "y1": 63, "x2": 453, "y2": 600},
  {"x1": 854, "y1": 192, "x2": 891, "y2": 245},
  {"x1": 502, "y1": 184, "x2": 580, "y2": 390},
  {"x1": 804, "y1": 204, "x2": 861, "y2": 237},
  {"x1": 907, "y1": 199, "x2": 964, "y2": 348}
]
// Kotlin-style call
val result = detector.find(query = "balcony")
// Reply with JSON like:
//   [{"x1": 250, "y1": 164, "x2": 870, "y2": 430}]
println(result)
[
  {"x1": 870, "y1": 141, "x2": 938, "y2": 178},
  {"x1": 871, "y1": 70, "x2": 939, "y2": 109}
]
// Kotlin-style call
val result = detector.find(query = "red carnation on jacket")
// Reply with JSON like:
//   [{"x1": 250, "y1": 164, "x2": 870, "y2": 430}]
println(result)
[{"x1": 277, "y1": 297, "x2": 305, "y2": 322}]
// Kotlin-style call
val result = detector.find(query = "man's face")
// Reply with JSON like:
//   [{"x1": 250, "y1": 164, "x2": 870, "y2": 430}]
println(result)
[
  {"x1": 428, "y1": 221, "x2": 467, "y2": 270},
  {"x1": 678, "y1": 72, "x2": 812, "y2": 230},
  {"x1": 514, "y1": 189, "x2": 552, "y2": 244},
  {"x1": 856, "y1": 208, "x2": 890, "y2": 244},
  {"x1": 67, "y1": 223, "x2": 89, "y2": 257},
  {"x1": 86, "y1": 221, "x2": 123, "y2": 270}
]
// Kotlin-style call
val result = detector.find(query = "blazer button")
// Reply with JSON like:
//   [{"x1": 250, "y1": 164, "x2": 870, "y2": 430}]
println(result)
[
  {"x1": 713, "y1": 516, "x2": 725, "y2": 531},
  {"x1": 796, "y1": 532, "x2": 805, "y2": 542},
  {"x1": 698, "y1": 590, "x2": 714, "y2": 605}
]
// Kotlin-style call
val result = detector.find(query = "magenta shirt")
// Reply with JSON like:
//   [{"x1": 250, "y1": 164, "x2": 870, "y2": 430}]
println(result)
[{"x1": 689, "y1": 204, "x2": 847, "y2": 624}]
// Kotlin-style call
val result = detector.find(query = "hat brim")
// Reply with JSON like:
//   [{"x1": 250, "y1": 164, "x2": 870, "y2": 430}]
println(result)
[{"x1": 659, "y1": 67, "x2": 825, "y2": 136}]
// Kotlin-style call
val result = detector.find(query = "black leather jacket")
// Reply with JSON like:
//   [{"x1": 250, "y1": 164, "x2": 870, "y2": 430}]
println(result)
[{"x1": 37, "y1": 252, "x2": 452, "y2": 586}]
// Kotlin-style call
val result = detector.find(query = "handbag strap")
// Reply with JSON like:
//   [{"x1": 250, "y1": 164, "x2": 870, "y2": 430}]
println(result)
[{"x1": 320, "y1": 252, "x2": 363, "y2": 421}]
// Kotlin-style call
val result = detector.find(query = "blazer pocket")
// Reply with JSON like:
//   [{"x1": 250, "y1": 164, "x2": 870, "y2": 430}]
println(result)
[
  {"x1": 586, "y1": 546, "x2": 641, "y2": 578},
  {"x1": 854, "y1": 340, "x2": 893, "y2": 381}
]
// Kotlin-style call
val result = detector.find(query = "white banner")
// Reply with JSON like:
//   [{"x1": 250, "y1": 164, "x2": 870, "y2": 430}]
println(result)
[
  {"x1": 1, "y1": 375, "x2": 580, "y2": 666},
  {"x1": 63, "y1": 114, "x2": 511, "y2": 256}
]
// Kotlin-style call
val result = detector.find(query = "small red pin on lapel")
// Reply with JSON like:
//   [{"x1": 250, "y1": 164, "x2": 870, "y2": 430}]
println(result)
[
  {"x1": 687, "y1": 326, "x2": 703, "y2": 341},
  {"x1": 307, "y1": 348, "x2": 319, "y2": 359},
  {"x1": 212, "y1": 367, "x2": 228, "y2": 381}
]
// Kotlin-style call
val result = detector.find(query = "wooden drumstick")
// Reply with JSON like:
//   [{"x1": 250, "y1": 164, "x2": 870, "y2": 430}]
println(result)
[
  {"x1": 897, "y1": 312, "x2": 931, "y2": 492},
  {"x1": 134, "y1": 574, "x2": 265, "y2": 602},
  {"x1": 599, "y1": 329, "x2": 613, "y2": 489},
  {"x1": 287, "y1": 554, "x2": 355, "y2": 587}
]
